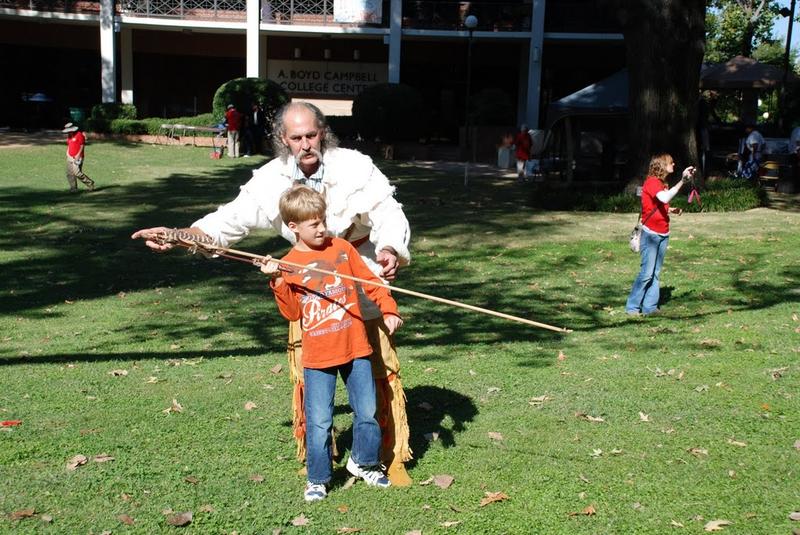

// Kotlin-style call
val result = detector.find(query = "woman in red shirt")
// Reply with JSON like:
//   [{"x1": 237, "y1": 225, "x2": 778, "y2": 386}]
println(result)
[{"x1": 625, "y1": 153, "x2": 694, "y2": 315}]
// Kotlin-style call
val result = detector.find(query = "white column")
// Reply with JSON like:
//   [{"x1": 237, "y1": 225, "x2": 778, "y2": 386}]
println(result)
[
  {"x1": 388, "y1": 0, "x2": 402, "y2": 83},
  {"x1": 120, "y1": 27, "x2": 134, "y2": 104},
  {"x1": 246, "y1": 0, "x2": 261, "y2": 78},
  {"x1": 525, "y1": 0, "x2": 546, "y2": 127},
  {"x1": 100, "y1": 0, "x2": 117, "y2": 103}
]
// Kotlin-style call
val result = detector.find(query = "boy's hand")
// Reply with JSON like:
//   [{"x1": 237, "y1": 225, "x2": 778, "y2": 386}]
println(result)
[
  {"x1": 259, "y1": 258, "x2": 282, "y2": 279},
  {"x1": 383, "y1": 314, "x2": 403, "y2": 335}
]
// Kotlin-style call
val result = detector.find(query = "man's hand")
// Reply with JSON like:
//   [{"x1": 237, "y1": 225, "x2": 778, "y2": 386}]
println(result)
[
  {"x1": 669, "y1": 207, "x2": 683, "y2": 216},
  {"x1": 131, "y1": 226, "x2": 176, "y2": 252},
  {"x1": 376, "y1": 248, "x2": 400, "y2": 281},
  {"x1": 383, "y1": 314, "x2": 403, "y2": 335}
]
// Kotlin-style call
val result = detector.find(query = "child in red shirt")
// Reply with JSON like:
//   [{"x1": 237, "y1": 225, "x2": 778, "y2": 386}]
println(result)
[{"x1": 261, "y1": 186, "x2": 402, "y2": 502}]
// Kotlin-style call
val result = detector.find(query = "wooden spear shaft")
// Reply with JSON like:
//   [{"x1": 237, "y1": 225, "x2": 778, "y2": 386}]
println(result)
[{"x1": 179, "y1": 239, "x2": 571, "y2": 334}]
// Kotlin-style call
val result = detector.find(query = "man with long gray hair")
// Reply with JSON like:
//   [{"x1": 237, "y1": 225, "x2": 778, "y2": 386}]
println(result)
[{"x1": 131, "y1": 101, "x2": 413, "y2": 485}]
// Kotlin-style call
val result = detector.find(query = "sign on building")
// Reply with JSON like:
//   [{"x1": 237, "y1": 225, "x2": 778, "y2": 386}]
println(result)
[
  {"x1": 267, "y1": 60, "x2": 388, "y2": 98},
  {"x1": 333, "y1": 0, "x2": 382, "y2": 23}
]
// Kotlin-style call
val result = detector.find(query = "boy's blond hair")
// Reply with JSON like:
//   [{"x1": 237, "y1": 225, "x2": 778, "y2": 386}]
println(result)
[{"x1": 279, "y1": 185, "x2": 327, "y2": 224}]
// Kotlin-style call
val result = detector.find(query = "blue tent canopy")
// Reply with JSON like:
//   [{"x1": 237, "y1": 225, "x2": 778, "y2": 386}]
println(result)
[{"x1": 546, "y1": 69, "x2": 628, "y2": 128}]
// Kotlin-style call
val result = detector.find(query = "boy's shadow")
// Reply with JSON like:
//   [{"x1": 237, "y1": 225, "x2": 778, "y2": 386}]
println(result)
[{"x1": 332, "y1": 384, "x2": 478, "y2": 475}]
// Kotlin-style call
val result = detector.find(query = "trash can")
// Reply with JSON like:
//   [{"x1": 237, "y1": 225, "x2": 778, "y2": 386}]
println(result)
[{"x1": 69, "y1": 107, "x2": 87, "y2": 129}]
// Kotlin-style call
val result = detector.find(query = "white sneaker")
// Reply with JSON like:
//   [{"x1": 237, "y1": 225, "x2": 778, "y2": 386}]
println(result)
[
  {"x1": 304, "y1": 482, "x2": 327, "y2": 502},
  {"x1": 346, "y1": 457, "x2": 391, "y2": 488}
]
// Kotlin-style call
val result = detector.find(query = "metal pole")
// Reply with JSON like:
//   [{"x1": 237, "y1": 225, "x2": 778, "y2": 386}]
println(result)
[
  {"x1": 781, "y1": 0, "x2": 796, "y2": 132},
  {"x1": 464, "y1": 28, "x2": 474, "y2": 187}
]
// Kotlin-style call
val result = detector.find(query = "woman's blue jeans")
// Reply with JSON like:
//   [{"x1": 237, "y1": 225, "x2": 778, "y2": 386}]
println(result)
[
  {"x1": 304, "y1": 357, "x2": 380, "y2": 485},
  {"x1": 626, "y1": 229, "x2": 669, "y2": 314}
]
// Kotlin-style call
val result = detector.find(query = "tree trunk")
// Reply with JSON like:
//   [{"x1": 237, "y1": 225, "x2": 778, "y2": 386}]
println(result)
[{"x1": 612, "y1": 1, "x2": 706, "y2": 183}]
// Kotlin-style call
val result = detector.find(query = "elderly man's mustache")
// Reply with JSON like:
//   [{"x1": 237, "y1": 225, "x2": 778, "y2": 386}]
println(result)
[{"x1": 294, "y1": 147, "x2": 323, "y2": 164}]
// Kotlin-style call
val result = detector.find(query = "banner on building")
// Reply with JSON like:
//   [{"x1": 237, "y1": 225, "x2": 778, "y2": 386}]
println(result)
[
  {"x1": 333, "y1": 0, "x2": 381, "y2": 23},
  {"x1": 267, "y1": 60, "x2": 388, "y2": 98}
]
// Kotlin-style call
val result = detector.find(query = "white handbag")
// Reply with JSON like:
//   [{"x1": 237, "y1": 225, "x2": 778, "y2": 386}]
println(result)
[{"x1": 629, "y1": 207, "x2": 658, "y2": 253}]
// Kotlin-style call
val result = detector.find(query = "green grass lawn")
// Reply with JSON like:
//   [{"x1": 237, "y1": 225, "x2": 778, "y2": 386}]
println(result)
[{"x1": 1, "y1": 139, "x2": 799, "y2": 534}]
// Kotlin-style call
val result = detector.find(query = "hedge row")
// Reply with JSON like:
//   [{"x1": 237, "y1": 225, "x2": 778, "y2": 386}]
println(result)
[
  {"x1": 529, "y1": 178, "x2": 767, "y2": 213},
  {"x1": 108, "y1": 113, "x2": 219, "y2": 136}
]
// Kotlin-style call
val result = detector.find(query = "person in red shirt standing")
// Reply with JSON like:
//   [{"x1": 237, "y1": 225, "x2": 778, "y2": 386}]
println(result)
[
  {"x1": 513, "y1": 124, "x2": 532, "y2": 182},
  {"x1": 625, "y1": 153, "x2": 694, "y2": 316},
  {"x1": 260, "y1": 186, "x2": 402, "y2": 502},
  {"x1": 63, "y1": 123, "x2": 95, "y2": 193},
  {"x1": 224, "y1": 104, "x2": 242, "y2": 158}
]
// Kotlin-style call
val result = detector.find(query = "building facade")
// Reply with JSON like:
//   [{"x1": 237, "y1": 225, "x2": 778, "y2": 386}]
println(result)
[{"x1": 0, "y1": 0, "x2": 624, "y2": 138}]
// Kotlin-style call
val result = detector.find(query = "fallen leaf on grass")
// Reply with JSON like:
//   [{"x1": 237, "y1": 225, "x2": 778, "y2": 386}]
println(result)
[
  {"x1": 292, "y1": 514, "x2": 310, "y2": 527},
  {"x1": 687, "y1": 447, "x2": 709, "y2": 457},
  {"x1": 145, "y1": 376, "x2": 160, "y2": 384},
  {"x1": 184, "y1": 476, "x2": 199, "y2": 485},
  {"x1": 795, "y1": 440, "x2": 800, "y2": 451},
  {"x1": 9, "y1": 508, "x2": 36, "y2": 520},
  {"x1": 670, "y1": 520, "x2": 684, "y2": 527},
  {"x1": 589, "y1": 449, "x2": 603, "y2": 458},
  {"x1": 703, "y1": 519, "x2": 732, "y2": 531},
  {"x1": 405, "y1": 531, "x2": 422, "y2": 535},
  {"x1": 198, "y1": 504, "x2": 215, "y2": 513},
  {"x1": 93, "y1": 453, "x2": 115, "y2": 463},
  {"x1": 336, "y1": 528, "x2": 362, "y2": 534},
  {"x1": 568, "y1": 505, "x2": 596, "y2": 516},
  {"x1": 244, "y1": 401, "x2": 258, "y2": 411},
  {"x1": 479, "y1": 491, "x2": 509, "y2": 507},
  {"x1": 1, "y1": 420, "x2": 22, "y2": 427},
  {"x1": 341, "y1": 476, "x2": 356, "y2": 490},
  {"x1": 66, "y1": 454, "x2": 88, "y2": 471},
  {"x1": 108, "y1": 369, "x2": 128, "y2": 377},
  {"x1": 487, "y1": 386, "x2": 500, "y2": 393},
  {"x1": 488, "y1": 432, "x2": 503, "y2": 441},
  {"x1": 529, "y1": 395, "x2": 553, "y2": 406},
  {"x1": 639, "y1": 412, "x2": 651, "y2": 422},
  {"x1": 337, "y1": 505, "x2": 349, "y2": 513},
  {"x1": 163, "y1": 399, "x2": 183, "y2": 414},
  {"x1": 576, "y1": 412, "x2": 605, "y2": 423},
  {"x1": 40, "y1": 514, "x2": 53, "y2": 523},
  {"x1": 249, "y1": 474, "x2": 265, "y2": 483},
  {"x1": 420, "y1": 474, "x2": 455, "y2": 489},
  {"x1": 727, "y1": 439, "x2": 747, "y2": 448},
  {"x1": 166, "y1": 511, "x2": 193, "y2": 527},
  {"x1": 440, "y1": 521, "x2": 460, "y2": 528},
  {"x1": 557, "y1": 350, "x2": 567, "y2": 362},
  {"x1": 789, "y1": 511, "x2": 800, "y2": 521},
  {"x1": 118, "y1": 514, "x2": 135, "y2": 525},
  {"x1": 270, "y1": 364, "x2": 282, "y2": 374}
]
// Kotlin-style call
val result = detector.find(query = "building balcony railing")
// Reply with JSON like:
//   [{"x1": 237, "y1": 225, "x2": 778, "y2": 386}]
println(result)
[
  {"x1": 121, "y1": 0, "x2": 246, "y2": 21},
  {"x1": 0, "y1": 0, "x2": 100, "y2": 14},
  {"x1": 401, "y1": 1, "x2": 531, "y2": 32}
]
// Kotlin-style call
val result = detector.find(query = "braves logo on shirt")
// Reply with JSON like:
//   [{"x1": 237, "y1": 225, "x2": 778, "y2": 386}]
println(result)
[{"x1": 295, "y1": 254, "x2": 357, "y2": 333}]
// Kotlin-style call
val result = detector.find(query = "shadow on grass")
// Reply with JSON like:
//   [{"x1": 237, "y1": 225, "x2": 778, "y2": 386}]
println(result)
[
  {"x1": 2, "y1": 156, "x2": 799, "y2": 362},
  {"x1": 330, "y1": 384, "x2": 478, "y2": 473}
]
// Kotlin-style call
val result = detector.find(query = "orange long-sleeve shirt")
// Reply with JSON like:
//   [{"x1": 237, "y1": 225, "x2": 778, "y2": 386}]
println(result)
[{"x1": 269, "y1": 237, "x2": 399, "y2": 369}]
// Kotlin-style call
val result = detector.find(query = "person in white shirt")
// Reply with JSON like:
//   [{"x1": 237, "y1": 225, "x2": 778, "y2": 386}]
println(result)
[
  {"x1": 132, "y1": 102, "x2": 414, "y2": 486},
  {"x1": 738, "y1": 124, "x2": 765, "y2": 180}
]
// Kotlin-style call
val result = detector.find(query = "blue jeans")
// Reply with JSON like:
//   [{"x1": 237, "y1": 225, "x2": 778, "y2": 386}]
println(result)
[
  {"x1": 626, "y1": 229, "x2": 669, "y2": 314},
  {"x1": 304, "y1": 357, "x2": 381, "y2": 485}
]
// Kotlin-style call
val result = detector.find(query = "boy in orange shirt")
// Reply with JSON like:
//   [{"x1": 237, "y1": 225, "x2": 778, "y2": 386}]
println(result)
[{"x1": 260, "y1": 186, "x2": 403, "y2": 502}]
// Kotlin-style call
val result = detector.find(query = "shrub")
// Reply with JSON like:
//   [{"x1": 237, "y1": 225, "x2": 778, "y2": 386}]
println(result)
[
  {"x1": 327, "y1": 115, "x2": 357, "y2": 140},
  {"x1": 88, "y1": 103, "x2": 137, "y2": 132},
  {"x1": 671, "y1": 177, "x2": 767, "y2": 212},
  {"x1": 110, "y1": 113, "x2": 220, "y2": 137},
  {"x1": 352, "y1": 84, "x2": 426, "y2": 142},
  {"x1": 528, "y1": 177, "x2": 768, "y2": 213},
  {"x1": 211, "y1": 78, "x2": 289, "y2": 136}
]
